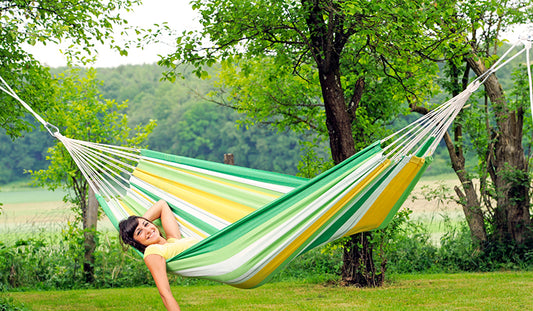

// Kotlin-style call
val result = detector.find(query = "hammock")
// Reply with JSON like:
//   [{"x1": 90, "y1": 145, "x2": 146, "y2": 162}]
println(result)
[{"x1": 2, "y1": 39, "x2": 532, "y2": 289}]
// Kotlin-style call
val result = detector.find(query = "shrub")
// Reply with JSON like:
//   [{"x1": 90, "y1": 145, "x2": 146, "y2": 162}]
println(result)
[
  {"x1": 0, "y1": 238, "x2": 54, "y2": 290},
  {"x1": 0, "y1": 223, "x2": 220, "y2": 291},
  {"x1": 0, "y1": 295, "x2": 30, "y2": 311},
  {"x1": 373, "y1": 209, "x2": 439, "y2": 274},
  {"x1": 272, "y1": 247, "x2": 343, "y2": 283},
  {"x1": 436, "y1": 222, "x2": 479, "y2": 272},
  {"x1": 92, "y1": 234, "x2": 153, "y2": 288},
  {"x1": 0, "y1": 223, "x2": 155, "y2": 291}
]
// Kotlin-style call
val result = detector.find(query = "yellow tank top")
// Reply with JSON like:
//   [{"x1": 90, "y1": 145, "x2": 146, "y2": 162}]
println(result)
[{"x1": 143, "y1": 237, "x2": 199, "y2": 260}]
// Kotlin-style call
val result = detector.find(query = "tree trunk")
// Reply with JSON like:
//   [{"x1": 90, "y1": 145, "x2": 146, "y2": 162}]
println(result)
[
  {"x1": 443, "y1": 131, "x2": 487, "y2": 243},
  {"x1": 83, "y1": 186, "x2": 98, "y2": 283},
  {"x1": 304, "y1": 0, "x2": 378, "y2": 287},
  {"x1": 466, "y1": 57, "x2": 531, "y2": 243},
  {"x1": 318, "y1": 66, "x2": 356, "y2": 164},
  {"x1": 341, "y1": 233, "x2": 384, "y2": 287},
  {"x1": 224, "y1": 153, "x2": 235, "y2": 165},
  {"x1": 316, "y1": 57, "x2": 381, "y2": 287},
  {"x1": 413, "y1": 95, "x2": 488, "y2": 243}
]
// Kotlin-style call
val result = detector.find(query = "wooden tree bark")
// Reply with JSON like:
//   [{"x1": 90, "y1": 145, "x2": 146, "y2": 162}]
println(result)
[
  {"x1": 83, "y1": 186, "x2": 98, "y2": 283},
  {"x1": 443, "y1": 131, "x2": 487, "y2": 243},
  {"x1": 317, "y1": 62, "x2": 382, "y2": 286},
  {"x1": 444, "y1": 62, "x2": 487, "y2": 243},
  {"x1": 340, "y1": 232, "x2": 384, "y2": 287},
  {"x1": 224, "y1": 153, "x2": 235, "y2": 165},
  {"x1": 304, "y1": 0, "x2": 355, "y2": 163},
  {"x1": 466, "y1": 56, "x2": 532, "y2": 243},
  {"x1": 412, "y1": 84, "x2": 487, "y2": 243},
  {"x1": 303, "y1": 0, "x2": 379, "y2": 286},
  {"x1": 318, "y1": 65, "x2": 356, "y2": 163}
]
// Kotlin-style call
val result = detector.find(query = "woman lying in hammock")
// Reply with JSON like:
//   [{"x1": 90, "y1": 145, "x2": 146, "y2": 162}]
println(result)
[{"x1": 119, "y1": 200, "x2": 199, "y2": 311}]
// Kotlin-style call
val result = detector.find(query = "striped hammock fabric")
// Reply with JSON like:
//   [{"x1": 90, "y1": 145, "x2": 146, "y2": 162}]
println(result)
[{"x1": 54, "y1": 81, "x2": 479, "y2": 288}]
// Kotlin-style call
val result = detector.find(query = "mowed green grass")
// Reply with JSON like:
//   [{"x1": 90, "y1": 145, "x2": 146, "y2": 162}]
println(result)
[{"x1": 7, "y1": 271, "x2": 533, "y2": 310}]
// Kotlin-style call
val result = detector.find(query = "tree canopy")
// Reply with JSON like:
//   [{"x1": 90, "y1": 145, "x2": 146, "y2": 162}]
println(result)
[
  {"x1": 0, "y1": 0, "x2": 140, "y2": 138},
  {"x1": 28, "y1": 67, "x2": 155, "y2": 198}
]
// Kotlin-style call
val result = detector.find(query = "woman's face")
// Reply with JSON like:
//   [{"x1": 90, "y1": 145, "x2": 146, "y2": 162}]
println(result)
[{"x1": 133, "y1": 218, "x2": 161, "y2": 246}]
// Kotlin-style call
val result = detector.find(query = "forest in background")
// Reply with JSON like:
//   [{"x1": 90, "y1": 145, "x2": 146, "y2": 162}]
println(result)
[
  {"x1": 1, "y1": 62, "x2": 496, "y2": 186},
  {"x1": 0, "y1": 64, "x2": 332, "y2": 185}
]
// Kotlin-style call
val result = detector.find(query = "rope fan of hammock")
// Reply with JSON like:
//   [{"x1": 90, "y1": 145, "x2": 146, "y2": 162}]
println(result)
[{"x1": 1, "y1": 38, "x2": 532, "y2": 289}]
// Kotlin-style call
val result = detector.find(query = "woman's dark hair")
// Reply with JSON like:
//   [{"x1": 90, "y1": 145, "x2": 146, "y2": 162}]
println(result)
[{"x1": 119, "y1": 215, "x2": 148, "y2": 253}]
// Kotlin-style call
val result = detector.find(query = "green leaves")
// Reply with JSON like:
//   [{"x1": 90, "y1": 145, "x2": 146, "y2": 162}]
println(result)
[
  {"x1": 215, "y1": 56, "x2": 326, "y2": 137},
  {"x1": 29, "y1": 67, "x2": 155, "y2": 214},
  {"x1": 1, "y1": 0, "x2": 141, "y2": 138}
]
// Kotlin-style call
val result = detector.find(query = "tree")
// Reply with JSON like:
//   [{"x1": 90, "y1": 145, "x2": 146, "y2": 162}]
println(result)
[
  {"x1": 343, "y1": 0, "x2": 532, "y2": 260},
  {"x1": 157, "y1": 0, "x2": 445, "y2": 286},
  {"x1": 429, "y1": 1, "x2": 533, "y2": 255},
  {"x1": 0, "y1": 0, "x2": 140, "y2": 138},
  {"x1": 29, "y1": 68, "x2": 155, "y2": 283}
]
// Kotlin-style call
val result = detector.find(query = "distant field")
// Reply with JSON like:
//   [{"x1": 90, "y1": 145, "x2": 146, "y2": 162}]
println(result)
[
  {"x1": 397, "y1": 175, "x2": 465, "y2": 242},
  {"x1": 0, "y1": 189, "x2": 67, "y2": 204},
  {"x1": 0, "y1": 186, "x2": 113, "y2": 241}
]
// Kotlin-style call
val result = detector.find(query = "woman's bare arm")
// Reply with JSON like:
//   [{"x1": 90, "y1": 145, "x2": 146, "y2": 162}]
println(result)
[
  {"x1": 145, "y1": 254, "x2": 181, "y2": 311},
  {"x1": 143, "y1": 200, "x2": 181, "y2": 239}
]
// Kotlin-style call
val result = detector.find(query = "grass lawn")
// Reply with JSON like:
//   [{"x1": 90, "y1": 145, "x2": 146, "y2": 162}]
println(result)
[{"x1": 6, "y1": 271, "x2": 533, "y2": 310}]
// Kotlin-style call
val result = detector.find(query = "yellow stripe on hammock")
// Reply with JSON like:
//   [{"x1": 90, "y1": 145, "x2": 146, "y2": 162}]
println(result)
[
  {"x1": 345, "y1": 156, "x2": 425, "y2": 236},
  {"x1": 144, "y1": 159, "x2": 282, "y2": 199},
  {"x1": 133, "y1": 168, "x2": 255, "y2": 223},
  {"x1": 237, "y1": 159, "x2": 392, "y2": 288}
]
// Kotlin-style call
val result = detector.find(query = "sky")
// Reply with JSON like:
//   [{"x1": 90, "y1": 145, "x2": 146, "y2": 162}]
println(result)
[{"x1": 25, "y1": 0, "x2": 199, "y2": 68}]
